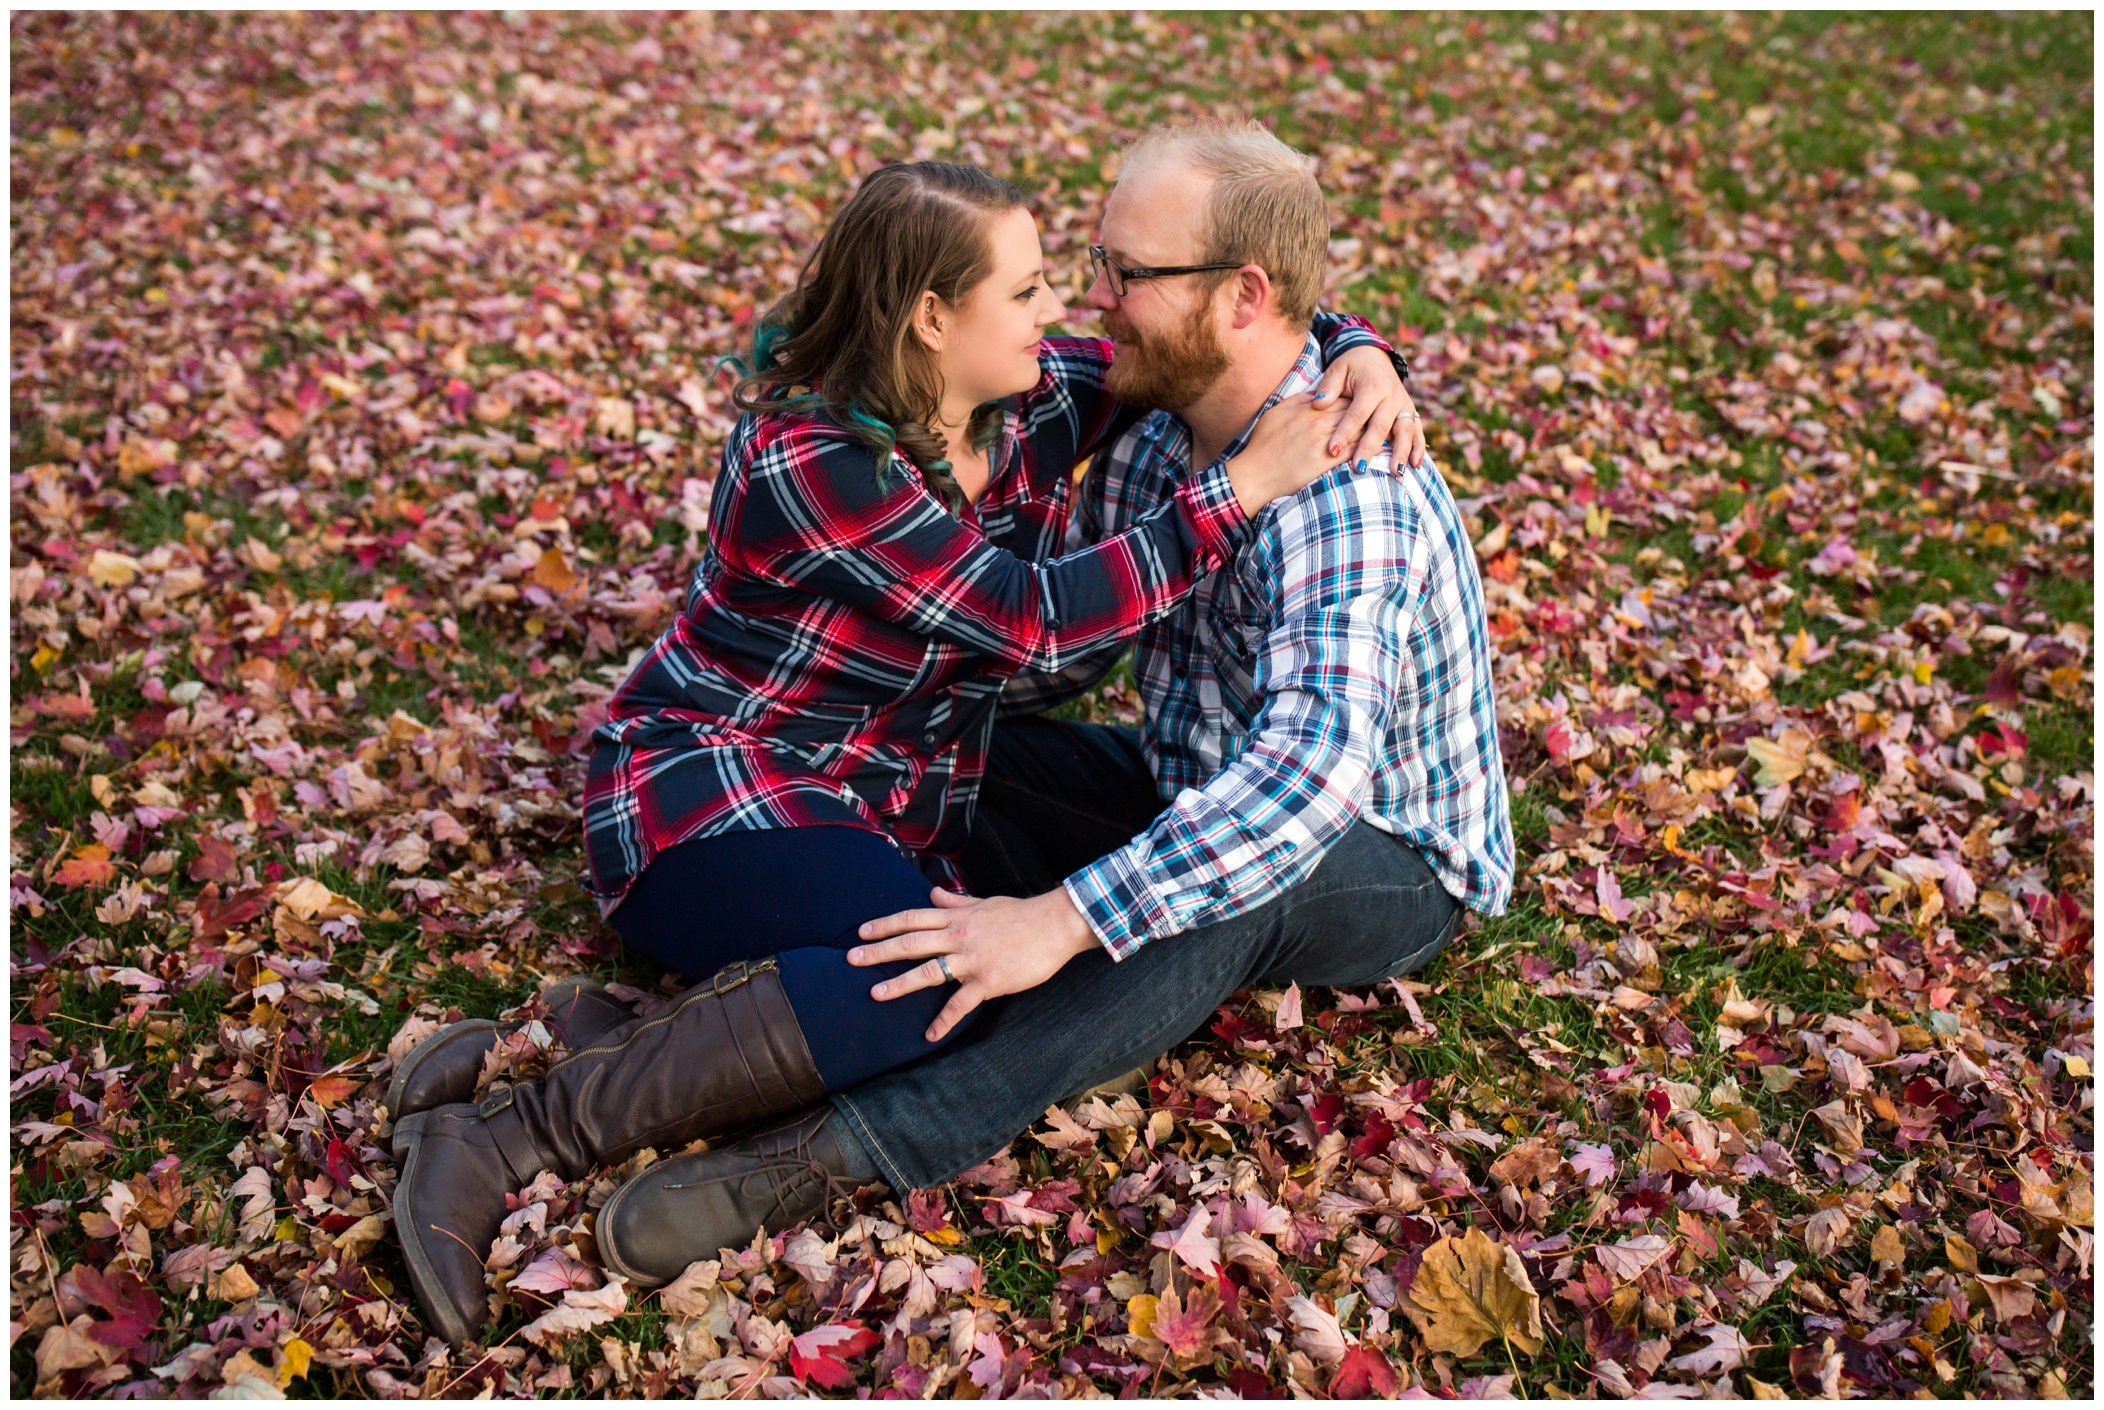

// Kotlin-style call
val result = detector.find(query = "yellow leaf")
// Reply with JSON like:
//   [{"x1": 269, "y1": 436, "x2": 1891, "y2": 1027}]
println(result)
[
  {"x1": 1944, "y1": 1234, "x2": 1978, "y2": 1273},
  {"x1": 1871, "y1": 1223, "x2": 1906, "y2": 1266},
  {"x1": 1914, "y1": 659, "x2": 1934, "y2": 684},
  {"x1": 1743, "y1": 732, "x2": 1809, "y2": 786},
  {"x1": 531, "y1": 546, "x2": 582, "y2": 595},
  {"x1": 278, "y1": 876, "x2": 360, "y2": 921},
  {"x1": 1127, "y1": 1293, "x2": 1159, "y2": 1341},
  {"x1": 1746, "y1": 1376, "x2": 1788, "y2": 1400},
  {"x1": 86, "y1": 549, "x2": 143, "y2": 588},
  {"x1": 1685, "y1": 767, "x2": 1736, "y2": 793},
  {"x1": 2063, "y1": 1055, "x2": 2091, "y2": 1079},
  {"x1": 277, "y1": 1336, "x2": 313, "y2": 1387},
  {"x1": 1401, "y1": 1224, "x2": 1544, "y2": 1359},
  {"x1": 923, "y1": 1225, "x2": 965, "y2": 1247},
  {"x1": 273, "y1": 1215, "x2": 301, "y2": 1241},
  {"x1": 31, "y1": 644, "x2": 60, "y2": 672}
]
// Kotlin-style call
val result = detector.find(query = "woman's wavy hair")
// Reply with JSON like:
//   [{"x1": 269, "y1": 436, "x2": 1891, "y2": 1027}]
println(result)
[{"x1": 729, "y1": 162, "x2": 1026, "y2": 514}]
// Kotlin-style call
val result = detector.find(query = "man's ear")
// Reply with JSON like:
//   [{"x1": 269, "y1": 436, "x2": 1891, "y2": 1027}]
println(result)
[
  {"x1": 910, "y1": 292, "x2": 946, "y2": 354},
  {"x1": 1225, "y1": 265, "x2": 1274, "y2": 332}
]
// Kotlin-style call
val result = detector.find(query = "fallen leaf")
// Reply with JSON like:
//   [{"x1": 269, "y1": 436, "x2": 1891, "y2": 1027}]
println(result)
[{"x1": 1402, "y1": 1225, "x2": 1544, "y2": 1358}]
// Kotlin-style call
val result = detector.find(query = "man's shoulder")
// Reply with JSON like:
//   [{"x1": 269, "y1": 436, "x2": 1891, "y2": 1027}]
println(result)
[{"x1": 1255, "y1": 454, "x2": 1475, "y2": 580}]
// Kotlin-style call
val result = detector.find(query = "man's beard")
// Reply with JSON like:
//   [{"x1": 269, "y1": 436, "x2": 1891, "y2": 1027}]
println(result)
[{"x1": 1103, "y1": 301, "x2": 1231, "y2": 412}]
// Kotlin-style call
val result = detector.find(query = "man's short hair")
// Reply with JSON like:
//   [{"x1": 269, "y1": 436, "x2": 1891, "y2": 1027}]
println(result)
[{"x1": 1121, "y1": 118, "x2": 1330, "y2": 329}]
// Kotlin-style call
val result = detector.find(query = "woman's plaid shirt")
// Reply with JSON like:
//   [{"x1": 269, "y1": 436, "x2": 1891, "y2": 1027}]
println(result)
[
  {"x1": 580, "y1": 319, "x2": 1392, "y2": 902},
  {"x1": 1011, "y1": 334, "x2": 1516, "y2": 959}
]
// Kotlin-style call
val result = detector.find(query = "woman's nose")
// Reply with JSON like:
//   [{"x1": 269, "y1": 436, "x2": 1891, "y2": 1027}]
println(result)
[{"x1": 1041, "y1": 289, "x2": 1069, "y2": 327}]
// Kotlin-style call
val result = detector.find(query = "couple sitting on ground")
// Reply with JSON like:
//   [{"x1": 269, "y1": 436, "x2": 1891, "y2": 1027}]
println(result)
[{"x1": 385, "y1": 119, "x2": 1515, "y2": 1347}]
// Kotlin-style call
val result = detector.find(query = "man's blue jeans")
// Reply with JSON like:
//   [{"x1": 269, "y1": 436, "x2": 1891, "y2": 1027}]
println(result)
[{"x1": 830, "y1": 718, "x2": 1463, "y2": 1192}]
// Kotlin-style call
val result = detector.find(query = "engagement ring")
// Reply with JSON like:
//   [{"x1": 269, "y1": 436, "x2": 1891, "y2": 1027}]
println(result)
[{"x1": 937, "y1": 955, "x2": 958, "y2": 984}]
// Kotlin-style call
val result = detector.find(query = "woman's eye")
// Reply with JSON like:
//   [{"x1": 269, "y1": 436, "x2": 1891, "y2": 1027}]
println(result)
[{"x1": 1016, "y1": 285, "x2": 1039, "y2": 301}]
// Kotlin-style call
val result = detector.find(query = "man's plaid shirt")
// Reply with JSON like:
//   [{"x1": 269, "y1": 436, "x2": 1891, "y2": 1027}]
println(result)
[
  {"x1": 1010, "y1": 333, "x2": 1515, "y2": 959},
  {"x1": 581, "y1": 318, "x2": 1391, "y2": 903}
]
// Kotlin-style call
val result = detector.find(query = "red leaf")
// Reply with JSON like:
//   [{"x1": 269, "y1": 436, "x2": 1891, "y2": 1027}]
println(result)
[
  {"x1": 193, "y1": 883, "x2": 272, "y2": 940},
  {"x1": 789, "y1": 1321, "x2": 880, "y2": 1388},
  {"x1": 70, "y1": 1265, "x2": 161, "y2": 1354},
  {"x1": 187, "y1": 833, "x2": 239, "y2": 884},
  {"x1": 1330, "y1": 1345, "x2": 1401, "y2": 1398}
]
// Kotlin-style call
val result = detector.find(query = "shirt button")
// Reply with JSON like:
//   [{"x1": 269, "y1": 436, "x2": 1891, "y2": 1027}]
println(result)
[{"x1": 922, "y1": 731, "x2": 938, "y2": 747}]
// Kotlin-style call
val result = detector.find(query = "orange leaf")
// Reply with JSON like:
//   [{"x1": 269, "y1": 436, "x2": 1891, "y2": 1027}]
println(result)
[
  {"x1": 307, "y1": 1076, "x2": 361, "y2": 1109},
  {"x1": 531, "y1": 547, "x2": 581, "y2": 595},
  {"x1": 53, "y1": 843, "x2": 118, "y2": 889}
]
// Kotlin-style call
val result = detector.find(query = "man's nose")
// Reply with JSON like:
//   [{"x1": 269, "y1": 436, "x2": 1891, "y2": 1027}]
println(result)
[{"x1": 1083, "y1": 268, "x2": 1118, "y2": 311}]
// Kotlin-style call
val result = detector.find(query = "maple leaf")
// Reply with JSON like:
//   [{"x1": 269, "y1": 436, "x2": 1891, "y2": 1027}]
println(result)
[
  {"x1": 1145, "y1": 1281, "x2": 1222, "y2": 1361},
  {"x1": 1150, "y1": 1205, "x2": 1221, "y2": 1277},
  {"x1": 70, "y1": 1264, "x2": 162, "y2": 1354},
  {"x1": 788, "y1": 1321, "x2": 879, "y2": 1388},
  {"x1": 1568, "y1": 1142, "x2": 1617, "y2": 1187},
  {"x1": 52, "y1": 843, "x2": 118, "y2": 889},
  {"x1": 1489, "y1": 1136, "x2": 1560, "y2": 1188},
  {"x1": 519, "y1": 1277, "x2": 628, "y2": 1347},
  {"x1": 1286, "y1": 1294, "x2": 1351, "y2": 1366},
  {"x1": 1597, "y1": 1234, "x2": 1673, "y2": 1285},
  {"x1": 1330, "y1": 1345, "x2": 1402, "y2": 1397},
  {"x1": 1668, "y1": 1323, "x2": 1751, "y2": 1375},
  {"x1": 1401, "y1": 1225, "x2": 1544, "y2": 1358},
  {"x1": 511, "y1": 1245, "x2": 600, "y2": 1296},
  {"x1": 531, "y1": 545, "x2": 583, "y2": 595},
  {"x1": 187, "y1": 832, "x2": 240, "y2": 883},
  {"x1": 1743, "y1": 732, "x2": 1811, "y2": 786},
  {"x1": 658, "y1": 1259, "x2": 721, "y2": 1317}
]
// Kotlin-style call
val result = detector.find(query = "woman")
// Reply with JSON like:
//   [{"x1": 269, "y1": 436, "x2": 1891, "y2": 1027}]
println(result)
[{"x1": 389, "y1": 162, "x2": 1418, "y2": 1346}]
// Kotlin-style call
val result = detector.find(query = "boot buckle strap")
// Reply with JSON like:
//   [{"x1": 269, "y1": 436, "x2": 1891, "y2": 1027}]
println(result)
[
  {"x1": 704, "y1": 956, "x2": 776, "y2": 998},
  {"x1": 483, "y1": 1096, "x2": 550, "y2": 1184}
]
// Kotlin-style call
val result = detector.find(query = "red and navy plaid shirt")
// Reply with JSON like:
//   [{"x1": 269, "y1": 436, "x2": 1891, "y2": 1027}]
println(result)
[{"x1": 581, "y1": 318, "x2": 1392, "y2": 902}]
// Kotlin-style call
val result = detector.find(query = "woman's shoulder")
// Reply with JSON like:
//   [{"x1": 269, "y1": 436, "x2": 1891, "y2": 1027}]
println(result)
[{"x1": 733, "y1": 403, "x2": 893, "y2": 472}]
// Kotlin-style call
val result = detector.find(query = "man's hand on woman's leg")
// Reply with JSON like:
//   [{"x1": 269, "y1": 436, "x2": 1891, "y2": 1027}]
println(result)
[{"x1": 849, "y1": 886, "x2": 1102, "y2": 1043}]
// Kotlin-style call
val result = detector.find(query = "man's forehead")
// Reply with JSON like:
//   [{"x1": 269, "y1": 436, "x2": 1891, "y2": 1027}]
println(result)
[{"x1": 1103, "y1": 162, "x2": 1211, "y2": 258}]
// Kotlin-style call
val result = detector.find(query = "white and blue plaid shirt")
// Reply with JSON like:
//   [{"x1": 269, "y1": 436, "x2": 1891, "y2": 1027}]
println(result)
[{"x1": 1010, "y1": 333, "x2": 1515, "y2": 960}]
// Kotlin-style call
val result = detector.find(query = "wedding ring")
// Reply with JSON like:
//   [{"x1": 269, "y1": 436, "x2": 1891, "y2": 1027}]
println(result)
[
  {"x1": 937, "y1": 955, "x2": 958, "y2": 984},
  {"x1": 1400, "y1": 412, "x2": 1422, "y2": 420}
]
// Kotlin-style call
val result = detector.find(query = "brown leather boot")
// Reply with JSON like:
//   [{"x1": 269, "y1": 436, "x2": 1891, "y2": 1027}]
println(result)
[
  {"x1": 597, "y1": 1105, "x2": 873, "y2": 1289},
  {"x1": 386, "y1": 977, "x2": 634, "y2": 1147},
  {"x1": 391, "y1": 959, "x2": 825, "y2": 1346}
]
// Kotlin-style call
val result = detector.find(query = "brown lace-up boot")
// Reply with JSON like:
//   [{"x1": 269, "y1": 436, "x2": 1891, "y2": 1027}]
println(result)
[
  {"x1": 391, "y1": 959, "x2": 825, "y2": 1347},
  {"x1": 597, "y1": 1105, "x2": 872, "y2": 1289},
  {"x1": 385, "y1": 977, "x2": 634, "y2": 1149}
]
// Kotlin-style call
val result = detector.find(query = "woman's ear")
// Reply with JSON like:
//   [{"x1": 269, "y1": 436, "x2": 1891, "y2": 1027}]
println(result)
[{"x1": 910, "y1": 292, "x2": 946, "y2": 354}]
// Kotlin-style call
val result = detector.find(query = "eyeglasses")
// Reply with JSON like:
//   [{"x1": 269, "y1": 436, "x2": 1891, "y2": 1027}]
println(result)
[{"x1": 1087, "y1": 244, "x2": 1245, "y2": 298}]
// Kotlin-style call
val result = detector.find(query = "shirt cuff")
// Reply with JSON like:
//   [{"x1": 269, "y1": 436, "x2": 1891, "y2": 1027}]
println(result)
[
  {"x1": 1173, "y1": 455, "x2": 1252, "y2": 569},
  {"x1": 1063, "y1": 845, "x2": 1176, "y2": 962}
]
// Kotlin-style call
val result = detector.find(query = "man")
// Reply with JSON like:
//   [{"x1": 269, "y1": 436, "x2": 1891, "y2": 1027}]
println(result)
[{"x1": 590, "y1": 120, "x2": 1513, "y2": 1285}]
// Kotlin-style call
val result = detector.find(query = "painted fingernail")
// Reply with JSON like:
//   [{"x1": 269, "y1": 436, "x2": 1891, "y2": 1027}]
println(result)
[{"x1": 1357, "y1": 459, "x2": 1368, "y2": 472}]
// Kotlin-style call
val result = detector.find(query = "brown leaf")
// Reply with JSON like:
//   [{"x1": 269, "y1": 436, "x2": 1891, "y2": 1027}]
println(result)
[
  {"x1": 1489, "y1": 1136, "x2": 1561, "y2": 1188},
  {"x1": 1401, "y1": 1224, "x2": 1544, "y2": 1358}
]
